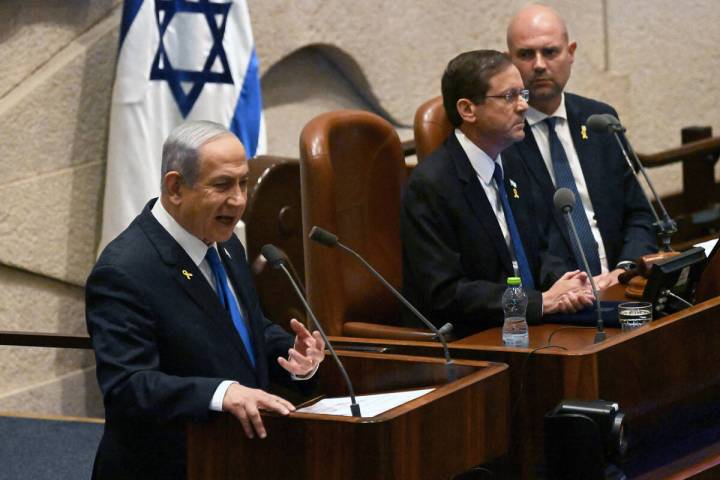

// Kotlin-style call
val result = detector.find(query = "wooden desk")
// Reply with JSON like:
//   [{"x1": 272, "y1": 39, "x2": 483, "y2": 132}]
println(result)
[{"x1": 334, "y1": 296, "x2": 720, "y2": 478}]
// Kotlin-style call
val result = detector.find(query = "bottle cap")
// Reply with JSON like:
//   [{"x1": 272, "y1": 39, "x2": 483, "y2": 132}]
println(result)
[{"x1": 507, "y1": 276, "x2": 521, "y2": 286}]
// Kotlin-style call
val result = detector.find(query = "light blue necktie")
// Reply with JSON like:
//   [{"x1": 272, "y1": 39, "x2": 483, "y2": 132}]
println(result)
[
  {"x1": 206, "y1": 247, "x2": 256, "y2": 367},
  {"x1": 544, "y1": 117, "x2": 602, "y2": 275},
  {"x1": 492, "y1": 163, "x2": 535, "y2": 289}
]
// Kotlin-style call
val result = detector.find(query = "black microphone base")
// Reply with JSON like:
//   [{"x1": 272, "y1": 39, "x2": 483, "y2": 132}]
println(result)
[
  {"x1": 350, "y1": 403, "x2": 362, "y2": 417},
  {"x1": 593, "y1": 330, "x2": 607, "y2": 344}
]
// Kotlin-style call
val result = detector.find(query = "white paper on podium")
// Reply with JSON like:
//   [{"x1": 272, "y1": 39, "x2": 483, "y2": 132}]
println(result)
[
  {"x1": 296, "y1": 388, "x2": 435, "y2": 417},
  {"x1": 694, "y1": 238, "x2": 718, "y2": 257}
]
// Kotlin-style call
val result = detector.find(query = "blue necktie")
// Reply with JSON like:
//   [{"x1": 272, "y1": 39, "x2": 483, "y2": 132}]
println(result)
[
  {"x1": 492, "y1": 163, "x2": 535, "y2": 289},
  {"x1": 206, "y1": 247, "x2": 256, "y2": 367},
  {"x1": 544, "y1": 117, "x2": 602, "y2": 275}
]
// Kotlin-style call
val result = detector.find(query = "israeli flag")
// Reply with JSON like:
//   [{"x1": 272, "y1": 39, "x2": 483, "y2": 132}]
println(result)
[{"x1": 99, "y1": 0, "x2": 265, "y2": 252}]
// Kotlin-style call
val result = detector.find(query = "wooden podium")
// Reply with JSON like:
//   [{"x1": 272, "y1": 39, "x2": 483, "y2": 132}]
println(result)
[
  {"x1": 186, "y1": 351, "x2": 509, "y2": 480},
  {"x1": 331, "y1": 295, "x2": 720, "y2": 478}
]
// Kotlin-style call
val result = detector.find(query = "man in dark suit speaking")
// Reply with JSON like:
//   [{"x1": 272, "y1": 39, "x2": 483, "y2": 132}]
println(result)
[
  {"x1": 86, "y1": 121, "x2": 325, "y2": 479},
  {"x1": 506, "y1": 4, "x2": 656, "y2": 289},
  {"x1": 401, "y1": 50, "x2": 594, "y2": 337}
]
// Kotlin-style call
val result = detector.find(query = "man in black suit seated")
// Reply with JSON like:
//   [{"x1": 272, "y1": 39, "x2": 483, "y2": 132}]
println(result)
[
  {"x1": 506, "y1": 4, "x2": 657, "y2": 289},
  {"x1": 86, "y1": 121, "x2": 325, "y2": 479},
  {"x1": 401, "y1": 50, "x2": 594, "y2": 337}
]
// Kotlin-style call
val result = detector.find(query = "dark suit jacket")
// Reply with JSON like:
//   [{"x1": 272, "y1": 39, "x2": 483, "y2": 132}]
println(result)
[
  {"x1": 401, "y1": 133, "x2": 567, "y2": 338},
  {"x1": 508, "y1": 93, "x2": 657, "y2": 270},
  {"x1": 86, "y1": 199, "x2": 300, "y2": 479}
]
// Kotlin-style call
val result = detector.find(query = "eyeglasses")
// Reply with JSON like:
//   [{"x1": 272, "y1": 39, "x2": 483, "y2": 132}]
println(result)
[{"x1": 485, "y1": 89, "x2": 530, "y2": 104}]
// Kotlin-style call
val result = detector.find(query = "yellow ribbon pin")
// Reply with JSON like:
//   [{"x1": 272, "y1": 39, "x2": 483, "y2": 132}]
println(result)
[
  {"x1": 182, "y1": 269, "x2": 193, "y2": 280},
  {"x1": 581, "y1": 125, "x2": 588, "y2": 140},
  {"x1": 513, "y1": 188, "x2": 520, "y2": 199}
]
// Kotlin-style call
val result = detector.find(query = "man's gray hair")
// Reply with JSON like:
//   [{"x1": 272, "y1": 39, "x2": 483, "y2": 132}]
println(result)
[{"x1": 160, "y1": 120, "x2": 231, "y2": 191}]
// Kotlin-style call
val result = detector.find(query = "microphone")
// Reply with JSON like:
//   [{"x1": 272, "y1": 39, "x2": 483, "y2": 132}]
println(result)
[
  {"x1": 553, "y1": 188, "x2": 606, "y2": 343},
  {"x1": 586, "y1": 113, "x2": 677, "y2": 251},
  {"x1": 261, "y1": 244, "x2": 362, "y2": 417},
  {"x1": 586, "y1": 113, "x2": 624, "y2": 134},
  {"x1": 308, "y1": 226, "x2": 457, "y2": 381}
]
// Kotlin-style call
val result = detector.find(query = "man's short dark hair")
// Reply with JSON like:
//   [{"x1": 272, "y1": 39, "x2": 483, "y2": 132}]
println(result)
[{"x1": 441, "y1": 50, "x2": 512, "y2": 127}]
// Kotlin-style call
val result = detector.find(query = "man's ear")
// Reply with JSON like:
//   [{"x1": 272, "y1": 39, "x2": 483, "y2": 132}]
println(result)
[
  {"x1": 456, "y1": 98, "x2": 477, "y2": 124},
  {"x1": 163, "y1": 172, "x2": 183, "y2": 205},
  {"x1": 567, "y1": 41, "x2": 577, "y2": 64}
]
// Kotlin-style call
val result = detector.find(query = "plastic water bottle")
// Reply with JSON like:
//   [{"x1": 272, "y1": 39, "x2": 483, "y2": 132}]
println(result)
[{"x1": 502, "y1": 277, "x2": 529, "y2": 347}]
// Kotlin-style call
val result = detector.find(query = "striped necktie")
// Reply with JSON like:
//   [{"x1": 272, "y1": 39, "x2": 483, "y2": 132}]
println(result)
[{"x1": 544, "y1": 117, "x2": 602, "y2": 275}]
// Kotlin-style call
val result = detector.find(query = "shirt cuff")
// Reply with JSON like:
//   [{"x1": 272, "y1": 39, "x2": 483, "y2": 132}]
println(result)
[
  {"x1": 210, "y1": 380, "x2": 237, "y2": 411},
  {"x1": 290, "y1": 362, "x2": 320, "y2": 381}
]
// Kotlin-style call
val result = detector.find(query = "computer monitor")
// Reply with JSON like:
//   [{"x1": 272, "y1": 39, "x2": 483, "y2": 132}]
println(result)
[{"x1": 643, "y1": 247, "x2": 707, "y2": 317}]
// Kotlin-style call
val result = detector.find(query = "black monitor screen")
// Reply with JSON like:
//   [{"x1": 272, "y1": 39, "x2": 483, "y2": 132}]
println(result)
[{"x1": 643, "y1": 247, "x2": 707, "y2": 317}]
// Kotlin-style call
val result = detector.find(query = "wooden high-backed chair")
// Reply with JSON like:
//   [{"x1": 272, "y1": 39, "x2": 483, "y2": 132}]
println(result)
[
  {"x1": 242, "y1": 156, "x2": 305, "y2": 331},
  {"x1": 299, "y1": 110, "x2": 438, "y2": 340},
  {"x1": 413, "y1": 96, "x2": 453, "y2": 163}
]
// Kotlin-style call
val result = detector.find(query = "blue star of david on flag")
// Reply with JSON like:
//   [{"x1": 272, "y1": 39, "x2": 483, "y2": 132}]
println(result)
[{"x1": 150, "y1": 0, "x2": 235, "y2": 117}]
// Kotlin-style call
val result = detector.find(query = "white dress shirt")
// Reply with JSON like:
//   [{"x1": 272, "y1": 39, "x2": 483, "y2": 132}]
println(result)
[
  {"x1": 525, "y1": 93, "x2": 610, "y2": 273},
  {"x1": 455, "y1": 129, "x2": 519, "y2": 275}
]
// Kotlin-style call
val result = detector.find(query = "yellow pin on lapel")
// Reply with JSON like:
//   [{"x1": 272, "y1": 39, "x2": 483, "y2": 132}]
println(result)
[
  {"x1": 509, "y1": 178, "x2": 520, "y2": 199},
  {"x1": 182, "y1": 269, "x2": 193, "y2": 280},
  {"x1": 581, "y1": 125, "x2": 588, "y2": 140}
]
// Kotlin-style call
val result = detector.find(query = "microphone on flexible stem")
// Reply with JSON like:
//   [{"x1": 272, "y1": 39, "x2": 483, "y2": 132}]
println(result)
[
  {"x1": 261, "y1": 244, "x2": 361, "y2": 417},
  {"x1": 553, "y1": 188, "x2": 606, "y2": 343},
  {"x1": 586, "y1": 113, "x2": 677, "y2": 251},
  {"x1": 308, "y1": 226, "x2": 457, "y2": 381}
]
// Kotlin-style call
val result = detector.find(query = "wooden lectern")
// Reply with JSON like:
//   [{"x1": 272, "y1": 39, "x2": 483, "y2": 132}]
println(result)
[{"x1": 186, "y1": 351, "x2": 510, "y2": 480}]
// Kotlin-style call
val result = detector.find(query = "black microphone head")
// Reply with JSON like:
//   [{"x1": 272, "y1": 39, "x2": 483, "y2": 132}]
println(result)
[
  {"x1": 553, "y1": 188, "x2": 576, "y2": 213},
  {"x1": 603, "y1": 113, "x2": 621, "y2": 126},
  {"x1": 260, "y1": 244, "x2": 285, "y2": 269},
  {"x1": 586, "y1": 113, "x2": 614, "y2": 133},
  {"x1": 309, "y1": 226, "x2": 338, "y2": 247}
]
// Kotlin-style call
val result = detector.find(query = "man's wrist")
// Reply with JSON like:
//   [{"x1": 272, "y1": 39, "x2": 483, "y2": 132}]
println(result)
[
  {"x1": 210, "y1": 380, "x2": 237, "y2": 411},
  {"x1": 291, "y1": 362, "x2": 320, "y2": 381},
  {"x1": 615, "y1": 261, "x2": 636, "y2": 272}
]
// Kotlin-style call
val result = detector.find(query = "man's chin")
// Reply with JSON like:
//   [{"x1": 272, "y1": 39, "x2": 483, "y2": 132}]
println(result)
[
  {"x1": 509, "y1": 131, "x2": 526, "y2": 144},
  {"x1": 529, "y1": 86, "x2": 560, "y2": 100}
]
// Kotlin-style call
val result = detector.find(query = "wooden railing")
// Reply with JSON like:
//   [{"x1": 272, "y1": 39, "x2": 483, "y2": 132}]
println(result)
[
  {"x1": 0, "y1": 331, "x2": 91, "y2": 349},
  {"x1": 639, "y1": 127, "x2": 720, "y2": 243}
]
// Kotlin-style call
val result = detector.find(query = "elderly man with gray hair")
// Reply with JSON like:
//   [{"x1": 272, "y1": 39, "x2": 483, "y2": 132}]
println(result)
[{"x1": 86, "y1": 120, "x2": 325, "y2": 479}]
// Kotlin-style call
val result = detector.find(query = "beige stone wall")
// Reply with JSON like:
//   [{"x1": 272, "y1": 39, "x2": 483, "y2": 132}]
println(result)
[{"x1": 0, "y1": 0, "x2": 717, "y2": 417}]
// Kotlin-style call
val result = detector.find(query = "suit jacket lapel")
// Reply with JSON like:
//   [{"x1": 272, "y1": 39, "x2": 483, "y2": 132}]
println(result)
[
  {"x1": 566, "y1": 96, "x2": 602, "y2": 208},
  {"x1": 447, "y1": 135, "x2": 514, "y2": 274},
  {"x1": 137, "y1": 202, "x2": 258, "y2": 372},
  {"x1": 516, "y1": 123, "x2": 556, "y2": 198},
  {"x1": 514, "y1": 122, "x2": 573, "y2": 249}
]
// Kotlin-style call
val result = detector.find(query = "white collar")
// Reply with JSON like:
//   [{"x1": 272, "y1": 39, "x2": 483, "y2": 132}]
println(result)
[
  {"x1": 525, "y1": 92, "x2": 568, "y2": 127},
  {"x1": 454, "y1": 129, "x2": 502, "y2": 186},
  {"x1": 151, "y1": 199, "x2": 217, "y2": 267}
]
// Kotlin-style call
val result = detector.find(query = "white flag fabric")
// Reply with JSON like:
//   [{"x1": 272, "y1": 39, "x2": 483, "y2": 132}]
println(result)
[{"x1": 99, "y1": 0, "x2": 265, "y2": 253}]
